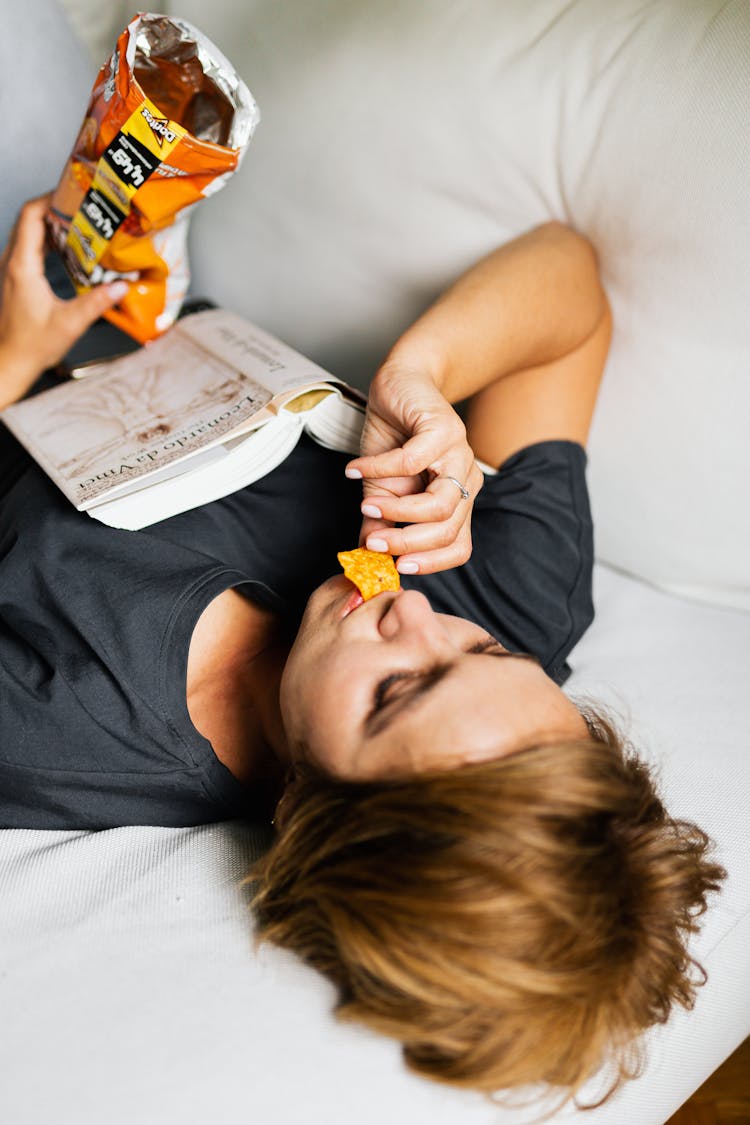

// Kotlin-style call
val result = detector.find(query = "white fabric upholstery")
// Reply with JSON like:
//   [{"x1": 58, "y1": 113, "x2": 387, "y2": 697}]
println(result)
[
  {"x1": 163, "y1": 0, "x2": 748, "y2": 610},
  {"x1": 55, "y1": 0, "x2": 750, "y2": 605},
  {"x1": 0, "y1": 0, "x2": 94, "y2": 248},
  {"x1": 51, "y1": 0, "x2": 131, "y2": 69},
  {"x1": 1, "y1": 564, "x2": 749, "y2": 1125},
  {"x1": 5, "y1": 4, "x2": 749, "y2": 1122}
]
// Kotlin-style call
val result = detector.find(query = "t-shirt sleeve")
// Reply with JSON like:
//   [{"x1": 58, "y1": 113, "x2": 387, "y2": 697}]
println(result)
[{"x1": 406, "y1": 440, "x2": 594, "y2": 684}]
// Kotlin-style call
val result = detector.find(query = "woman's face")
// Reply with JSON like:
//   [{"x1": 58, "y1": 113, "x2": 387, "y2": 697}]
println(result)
[{"x1": 279, "y1": 576, "x2": 587, "y2": 780}]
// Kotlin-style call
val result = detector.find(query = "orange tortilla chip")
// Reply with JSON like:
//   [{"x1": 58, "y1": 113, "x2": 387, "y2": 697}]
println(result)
[{"x1": 337, "y1": 548, "x2": 401, "y2": 601}]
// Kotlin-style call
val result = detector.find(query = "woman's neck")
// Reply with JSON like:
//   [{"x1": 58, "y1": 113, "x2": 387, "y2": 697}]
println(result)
[{"x1": 186, "y1": 588, "x2": 292, "y2": 786}]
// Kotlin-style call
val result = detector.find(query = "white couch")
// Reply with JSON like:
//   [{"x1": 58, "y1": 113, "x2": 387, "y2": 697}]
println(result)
[{"x1": 1, "y1": 2, "x2": 748, "y2": 1123}]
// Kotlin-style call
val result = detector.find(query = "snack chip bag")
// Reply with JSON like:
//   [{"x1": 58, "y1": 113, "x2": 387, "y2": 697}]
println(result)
[
  {"x1": 337, "y1": 548, "x2": 401, "y2": 601},
  {"x1": 46, "y1": 12, "x2": 259, "y2": 344}
]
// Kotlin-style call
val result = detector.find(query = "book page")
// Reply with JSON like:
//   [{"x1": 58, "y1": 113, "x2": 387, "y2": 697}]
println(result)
[
  {"x1": 176, "y1": 309, "x2": 340, "y2": 397},
  {"x1": 2, "y1": 332, "x2": 273, "y2": 507},
  {"x1": 303, "y1": 392, "x2": 365, "y2": 454}
]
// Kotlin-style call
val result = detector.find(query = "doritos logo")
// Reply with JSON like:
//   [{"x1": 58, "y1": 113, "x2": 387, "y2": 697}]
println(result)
[
  {"x1": 141, "y1": 105, "x2": 177, "y2": 147},
  {"x1": 70, "y1": 225, "x2": 96, "y2": 263}
]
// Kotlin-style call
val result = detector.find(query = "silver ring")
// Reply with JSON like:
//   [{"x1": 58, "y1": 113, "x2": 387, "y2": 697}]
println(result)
[{"x1": 439, "y1": 475, "x2": 470, "y2": 501}]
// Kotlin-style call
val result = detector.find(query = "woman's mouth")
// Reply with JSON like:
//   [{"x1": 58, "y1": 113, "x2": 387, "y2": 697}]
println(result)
[
  {"x1": 341, "y1": 584, "x2": 365, "y2": 618},
  {"x1": 340, "y1": 582, "x2": 403, "y2": 619}
]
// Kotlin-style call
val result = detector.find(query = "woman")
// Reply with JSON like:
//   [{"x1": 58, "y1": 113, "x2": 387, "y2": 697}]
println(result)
[{"x1": 0, "y1": 197, "x2": 723, "y2": 1104}]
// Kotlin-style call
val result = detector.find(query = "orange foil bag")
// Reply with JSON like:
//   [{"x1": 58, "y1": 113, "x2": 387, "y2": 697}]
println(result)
[{"x1": 46, "y1": 13, "x2": 259, "y2": 344}]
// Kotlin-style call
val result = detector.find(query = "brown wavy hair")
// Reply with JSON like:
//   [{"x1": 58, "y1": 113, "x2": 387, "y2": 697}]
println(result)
[{"x1": 248, "y1": 709, "x2": 725, "y2": 1106}]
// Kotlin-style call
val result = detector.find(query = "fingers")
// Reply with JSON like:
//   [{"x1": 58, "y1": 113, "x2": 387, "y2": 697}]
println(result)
[
  {"x1": 394, "y1": 535, "x2": 475, "y2": 576},
  {"x1": 360, "y1": 472, "x2": 476, "y2": 524},
  {"x1": 350, "y1": 371, "x2": 484, "y2": 574},
  {"x1": 357, "y1": 512, "x2": 392, "y2": 551},
  {"x1": 347, "y1": 414, "x2": 466, "y2": 483},
  {"x1": 8, "y1": 195, "x2": 54, "y2": 273},
  {"x1": 359, "y1": 503, "x2": 474, "y2": 573},
  {"x1": 377, "y1": 522, "x2": 475, "y2": 575},
  {"x1": 359, "y1": 460, "x2": 484, "y2": 574},
  {"x1": 347, "y1": 440, "x2": 432, "y2": 484},
  {"x1": 366, "y1": 509, "x2": 469, "y2": 557},
  {"x1": 64, "y1": 280, "x2": 129, "y2": 338}
]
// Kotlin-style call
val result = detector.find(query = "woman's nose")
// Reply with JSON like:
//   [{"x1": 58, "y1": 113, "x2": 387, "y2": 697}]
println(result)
[{"x1": 378, "y1": 589, "x2": 444, "y2": 641}]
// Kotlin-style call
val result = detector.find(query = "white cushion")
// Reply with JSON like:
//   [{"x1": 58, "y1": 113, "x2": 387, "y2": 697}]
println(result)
[
  {"x1": 5, "y1": 7, "x2": 749, "y2": 1122},
  {"x1": 160, "y1": 0, "x2": 750, "y2": 610},
  {"x1": 49, "y1": 0, "x2": 131, "y2": 73},
  {"x1": 1, "y1": 564, "x2": 748, "y2": 1124},
  {"x1": 0, "y1": 0, "x2": 94, "y2": 248}
]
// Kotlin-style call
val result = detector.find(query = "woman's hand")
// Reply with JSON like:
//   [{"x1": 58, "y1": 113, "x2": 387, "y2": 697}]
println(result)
[
  {"x1": 0, "y1": 194, "x2": 129, "y2": 408},
  {"x1": 345, "y1": 360, "x2": 484, "y2": 575},
  {"x1": 343, "y1": 223, "x2": 610, "y2": 575}
]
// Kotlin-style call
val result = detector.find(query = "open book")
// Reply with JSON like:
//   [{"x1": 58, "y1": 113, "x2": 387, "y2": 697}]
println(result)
[{"x1": 1, "y1": 309, "x2": 366, "y2": 530}]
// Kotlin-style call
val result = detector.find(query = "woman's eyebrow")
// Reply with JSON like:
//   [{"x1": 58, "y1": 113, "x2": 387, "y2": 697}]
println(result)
[
  {"x1": 364, "y1": 664, "x2": 451, "y2": 738},
  {"x1": 364, "y1": 648, "x2": 541, "y2": 738},
  {"x1": 484, "y1": 649, "x2": 542, "y2": 666},
  {"x1": 466, "y1": 637, "x2": 541, "y2": 665}
]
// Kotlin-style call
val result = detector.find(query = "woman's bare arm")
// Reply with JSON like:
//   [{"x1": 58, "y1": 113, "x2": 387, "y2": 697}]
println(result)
[
  {"x1": 464, "y1": 294, "x2": 611, "y2": 468},
  {"x1": 387, "y1": 220, "x2": 609, "y2": 424},
  {"x1": 347, "y1": 222, "x2": 611, "y2": 572}
]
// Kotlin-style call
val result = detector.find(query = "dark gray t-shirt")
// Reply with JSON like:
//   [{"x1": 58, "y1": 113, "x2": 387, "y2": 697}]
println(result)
[{"x1": 0, "y1": 428, "x2": 593, "y2": 829}]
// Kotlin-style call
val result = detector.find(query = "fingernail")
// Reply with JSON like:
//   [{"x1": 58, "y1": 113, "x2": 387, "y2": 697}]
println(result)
[
  {"x1": 345, "y1": 467, "x2": 362, "y2": 479},
  {"x1": 107, "y1": 281, "x2": 129, "y2": 302},
  {"x1": 366, "y1": 537, "x2": 388, "y2": 552},
  {"x1": 397, "y1": 560, "x2": 419, "y2": 574},
  {"x1": 361, "y1": 504, "x2": 382, "y2": 519}
]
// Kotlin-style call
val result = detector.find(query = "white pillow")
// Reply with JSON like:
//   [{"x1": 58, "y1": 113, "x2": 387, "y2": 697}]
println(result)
[
  {"x1": 70, "y1": 0, "x2": 750, "y2": 609},
  {"x1": 0, "y1": 0, "x2": 94, "y2": 248},
  {"x1": 54, "y1": 0, "x2": 131, "y2": 70}
]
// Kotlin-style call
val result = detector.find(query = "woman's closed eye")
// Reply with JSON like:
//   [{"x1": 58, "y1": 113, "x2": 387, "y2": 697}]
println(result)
[
  {"x1": 365, "y1": 664, "x2": 451, "y2": 735},
  {"x1": 373, "y1": 671, "x2": 415, "y2": 713},
  {"x1": 467, "y1": 635, "x2": 542, "y2": 665},
  {"x1": 369, "y1": 636, "x2": 508, "y2": 723},
  {"x1": 371, "y1": 666, "x2": 448, "y2": 717},
  {"x1": 465, "y1": 635, "x2": 503, "y2": 655}
]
